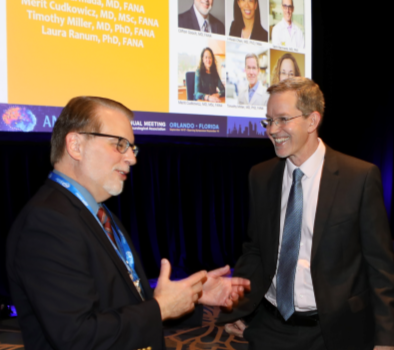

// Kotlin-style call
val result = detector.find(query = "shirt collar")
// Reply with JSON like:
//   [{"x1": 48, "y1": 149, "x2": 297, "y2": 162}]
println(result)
[
  {"x1": 193, "y1": 4, "x2": 210, "y2": 30},
  {"x1": 282, "y1": 18, "x2": 293, "y2": 27},
  {"x1": 249, "y1": 81, "x2": 260, "y2": 93},
  {"x1": 285, "y1": 138, "x2": 326, "y2": 180},
  {"x1": 53, "y1": 169, "x2": 100, "y2": 215}
]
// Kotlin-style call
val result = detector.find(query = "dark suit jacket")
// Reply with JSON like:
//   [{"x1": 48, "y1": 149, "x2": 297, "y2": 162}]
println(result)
[
  {"x1": 6, "y1": 179, "x2": 201, "y2": 349},
  {"x1": 229, "y1": 20, "x2": 268, "y2": 42},
  {"x1": 178, "y1": 6, "x2": 225, "y2": 35},
  {"x1": 194, "y1": 69, "x2": 225, "y2": 101},
  {"x1": 218, "y1": 146, "x2": 394, "y2": 350}
]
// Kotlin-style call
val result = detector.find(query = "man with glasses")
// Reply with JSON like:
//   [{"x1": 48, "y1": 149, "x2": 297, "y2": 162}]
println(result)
[
  {"x1": 7, "y1": 96, "x2": 250, "y2": 349},
  {"x1": 238, "y1": 53, "x2": 269, "y2": 106},
  {"x1": 271, "y1": 0, "x2": 304, "y2": 49},
  {"x1": 220, "y1": 78, "x2": 394, "y2": 349},
  {"x1": 178, "y1": 0, "x2": 225, "y2": 35}
]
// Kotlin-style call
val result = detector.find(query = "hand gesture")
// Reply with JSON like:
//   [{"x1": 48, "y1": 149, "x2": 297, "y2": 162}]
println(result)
[
  {"x1": 154, "y1": 259, "x2": 207, "y2": 321},
  {"x1": 208, "y1": 93, "x2": 221, "y2": 102},
  {"x1": 198, "y1": 265, "x2": 250, "y2": 309}
]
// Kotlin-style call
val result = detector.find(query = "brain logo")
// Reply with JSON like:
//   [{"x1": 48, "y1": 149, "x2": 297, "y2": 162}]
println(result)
[{"x1": 2, "y1": 107, "x2": 37, "y2": 132}]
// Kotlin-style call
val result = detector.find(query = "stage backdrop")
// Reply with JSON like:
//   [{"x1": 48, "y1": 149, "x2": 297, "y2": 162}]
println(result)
[{"x1": 0, "y1": 0, "x2": 312, "y2": 138}]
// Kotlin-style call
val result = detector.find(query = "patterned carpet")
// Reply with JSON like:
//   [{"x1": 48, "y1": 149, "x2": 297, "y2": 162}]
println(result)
[
  {"x1": 165, "y1": 306, "x2": 248, "y2": 350},
  {"x1": 0, "y1": 306, "x2": 248, "y2": 350}
]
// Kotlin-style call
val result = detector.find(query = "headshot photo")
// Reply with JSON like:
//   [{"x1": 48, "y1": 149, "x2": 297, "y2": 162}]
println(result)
[
  {"x1": 226, "y1": 0, "x2": 268, "y2": 42},
  {"x1": 177, "y1": 37, "x2": 226, "y2": 103},
  {"x1": 270, "y1": 49, "x2": 305, "y2": 85},
  {"x1": 226, "y1": 42, "x2": 269, "y2": 106},
  {"x1": 178, "y1": 0, "x2": 225, "y2": 35},
  {"x1": 269, "y1": 0, "x2": 305, "y2": 49}
]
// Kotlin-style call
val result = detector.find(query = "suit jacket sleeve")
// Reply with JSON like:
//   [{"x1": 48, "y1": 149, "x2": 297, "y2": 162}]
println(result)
[
  {"x1": 10, "y1": 204, "x2": 164, "y2": 350},
  {"x1": 271, "y1": 23, "x2": 280, "y2": 46},
  {"x1": 194, "y1": 69, "x2": 204, "y2": 101},
  {"x1": 360, "y1": 165, "x2": 394, "y2": 345},
  {"x1": 232, "y1": 166, "x2": 266, "y2": 298},
  {"x1": 217, "y1": 164, "x2": 272, "y2": 324},
  {"x1": 209, "y1": 14, "x2": 225, "y2": 35},
  {"x1": 178, "y1": 7, "x2": 199, "y2": 31},
  {"x1": 229, "y1": 21, "x2": 240, "y2": 37},
  {"x1": 237, "y1": 86, "x2": 247, "y2": 104}
]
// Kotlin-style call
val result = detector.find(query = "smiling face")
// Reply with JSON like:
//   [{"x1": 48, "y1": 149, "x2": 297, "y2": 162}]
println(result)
[
  {"x1": 194, "y1": 0, "x2": 213, "y2": 17},
  {"x1": 238, "y1": 0, "x2": 258, "y2": 21},
  {"x1": 279, "y1": 58, "x2": 296, "y2": 81},
  {"x1": 245, "y1": 56, "x2": 259, "y2": 88},
  {"x1": 78, "y1": 107, "x2": 136, "y2": 202},
  {"x1": 203, "y1": 49, "x2": 213, "y2": 71},
  {"x1": 282, "y1": 0, "x2": 293, "y2": 24},
  {"x1": 266, "y1": 90, "x2": 317, "y2": 166}
]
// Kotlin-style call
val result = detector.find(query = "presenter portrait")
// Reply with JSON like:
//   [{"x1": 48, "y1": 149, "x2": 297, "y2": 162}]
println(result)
[
  {"x1": 271, "y1": 0, "x2": 304, "y2": 49},
  {"x1": 178, "y1": 0, "x2": 225, "y2": 35},
  {"x1": 271, "y1": 52, "x2": 301, "y2": 84},
  {"x1": 229, "y1": 0, "x2": 268, "y2": 41},
  {"x1": 194, "y1": 47, "x2": 225, "y2": 102},
  {"x1": 238, "y1": 53, "x2": 269, "y2": 105}
]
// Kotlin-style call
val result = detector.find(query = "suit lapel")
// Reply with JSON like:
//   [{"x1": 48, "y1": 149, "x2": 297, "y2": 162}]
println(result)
[
  {"x1": 268, "y1": 160, "x2": 286, "y2": 254},
  {"x1": 189, "y1": 6, "x2": 200, "y2": 31},
  {"x1": 80, "y1": 207, "x2": 145, "y2": 301},
  {"x1": 129, "y1": 243, "x2": 153, "y2": 299},
  {"x1": 311, "y1": 146, "x2": 339, "y2": 264},
  {"x1": 46, "y1": 180, "x2": 144, "y2": 301},
  {"x1": 113, "y1": 217, "x2": 154, "y2": 299}
]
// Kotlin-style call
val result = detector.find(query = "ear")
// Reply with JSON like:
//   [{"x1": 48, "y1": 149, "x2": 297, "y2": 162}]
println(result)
[
  {"x1": 65, "y1": 132, "x2": 84, "y2": 161},
  {"x1": 307, "y1": 111, "x2": 321, "y2": 133}
]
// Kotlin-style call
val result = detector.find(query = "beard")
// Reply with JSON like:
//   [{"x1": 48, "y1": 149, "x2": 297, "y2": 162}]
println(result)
[{"x1": 103, "y1": 180, "x2": 124, "y2": 197}]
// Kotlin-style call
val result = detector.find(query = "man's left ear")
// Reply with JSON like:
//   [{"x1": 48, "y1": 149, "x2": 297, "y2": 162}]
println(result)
[
  {"x1": 308, "y1": 112, "x2": 321, "y2": 133},
  {"x1": 65, "y1": 132, "x2": 84, "y2": 161}
]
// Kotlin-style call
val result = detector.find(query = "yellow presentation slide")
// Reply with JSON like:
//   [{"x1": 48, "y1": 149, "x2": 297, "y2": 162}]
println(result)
[{"x1": 7, "y1": 0, "x2": 169, "y2": 112}]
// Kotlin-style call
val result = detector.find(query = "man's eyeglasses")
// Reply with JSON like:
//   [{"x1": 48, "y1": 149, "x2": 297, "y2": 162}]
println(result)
[
  {"x1": 260, "y1": 114, "x2": 304, "y2": 128},
  {"x1": 282, "y1": 4, "x2": 293, "y2": 10},
  {"x1": 79, "y1": 132, "x2": 139, "y2": 156}
]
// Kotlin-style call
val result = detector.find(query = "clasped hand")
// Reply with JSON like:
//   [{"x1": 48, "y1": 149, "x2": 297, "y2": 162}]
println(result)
[{"x1": 154, "y1": 259, "x2": 250, "y2": 320}]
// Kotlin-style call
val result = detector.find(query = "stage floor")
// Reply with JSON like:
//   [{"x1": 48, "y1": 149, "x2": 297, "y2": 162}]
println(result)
[{"x1": 0, "y1": 306, "x2": 248, "y2": 350}]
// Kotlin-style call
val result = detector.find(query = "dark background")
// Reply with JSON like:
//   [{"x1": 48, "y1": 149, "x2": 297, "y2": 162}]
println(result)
[{"x1": 1, "y1": 1, "x2": 393, "y2": 302}]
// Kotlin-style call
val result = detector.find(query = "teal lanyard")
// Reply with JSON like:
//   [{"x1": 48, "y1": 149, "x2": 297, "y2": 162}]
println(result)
[{"x1": 48, "y1": 172, "x2": 141, "y2": 284}]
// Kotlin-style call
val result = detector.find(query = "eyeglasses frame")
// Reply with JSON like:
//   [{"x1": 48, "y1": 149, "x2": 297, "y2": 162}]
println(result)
[
  {"x1": 260, "y1": 114, "x2": 305, "y2": 128},
  {"x1": 78, "y1": 132, "x2": 139, "y2": 156}
]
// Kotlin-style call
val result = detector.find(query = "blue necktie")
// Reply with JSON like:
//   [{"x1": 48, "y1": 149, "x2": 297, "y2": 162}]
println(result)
[
  {"x1": 202, "y1": 20, "x2": 209, "y2": 32},
  {"x1": 276, "y1": 168, "x2": 304, "y2": 321}
]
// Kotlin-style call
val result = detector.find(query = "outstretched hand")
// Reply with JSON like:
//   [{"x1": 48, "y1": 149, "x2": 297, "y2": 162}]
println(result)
[
  {"x1": 198, "y1": 265, "x2": 250, "y2": 309},
  {"x1": 154, "y1": 259, "x2": 207, "y2": 321}
]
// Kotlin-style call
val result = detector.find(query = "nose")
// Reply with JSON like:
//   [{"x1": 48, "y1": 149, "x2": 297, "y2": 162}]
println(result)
[
  {"x1": 123, "y1": 146, "x2": 137, "y2": 167},
  {"x1": 268, "y1": 122, "x2": 281, "y2": 134}
]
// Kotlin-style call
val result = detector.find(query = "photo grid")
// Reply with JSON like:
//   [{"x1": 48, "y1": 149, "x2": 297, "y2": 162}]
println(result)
[{"x1": 175, "y1": 0, "x2": 306, "y2": 118}]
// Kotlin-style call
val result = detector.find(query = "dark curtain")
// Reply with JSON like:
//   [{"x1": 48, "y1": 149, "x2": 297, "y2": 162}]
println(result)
[
  {"x1": 0, "y1": 134, "x2": 276, "y2": 297},
  {"x1": 312, "y1": 2, "x2": 394, "y2": 232}
]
